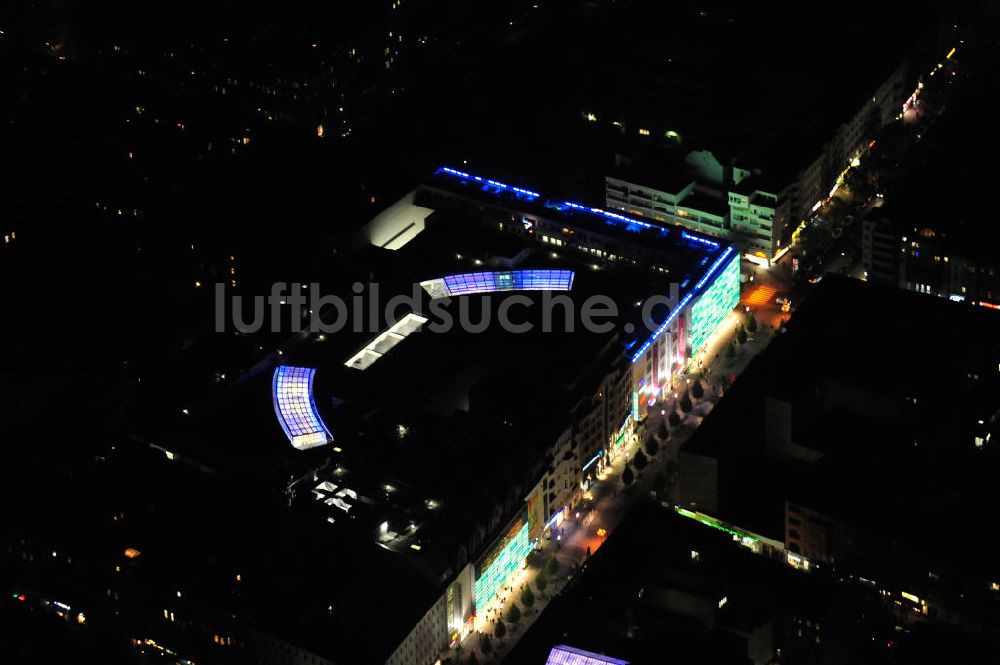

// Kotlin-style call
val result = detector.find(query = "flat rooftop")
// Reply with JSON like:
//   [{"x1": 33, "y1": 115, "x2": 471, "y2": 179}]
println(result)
[
  {"x1": 677, "y1": 191, "x2": 727, "y2": 218},
  {"x1": 503, "y1": 502, "x2": 849, "y2": 665},
  {"x1": 421, "y1": 166, "x2": 732, "y2": 295},
  {"x1": 608, "y1": 151, "x2": 694, "y2": 195},
  {"x1": 124, "y1": 172, "x2": 735, "y2": 662},
  {"x1": 683, "y1": 275, "x2": 1000, "y2": 581}
]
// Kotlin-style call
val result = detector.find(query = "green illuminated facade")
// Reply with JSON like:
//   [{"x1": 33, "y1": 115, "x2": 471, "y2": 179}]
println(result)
[
  {"x1": 688, "y1": 254, "x2": 740, "y2": 355},
  {"x1": 675, "y1": 506, "x2": 764, "y2": 554},
  {"x1": 474, "y1": 519, "x2": 531, "y2": 612},
  {"x1": 675, "y1": 507, "x2": 758, "y2": 542}
]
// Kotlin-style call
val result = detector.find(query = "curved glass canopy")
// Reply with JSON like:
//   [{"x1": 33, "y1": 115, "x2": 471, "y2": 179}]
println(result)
[
  {"x1": 272, "y1": 366, "x2": 333, "y2": 450},
  {"x1": 421, "y1": 269, "x2": 574, "y2": 298}
]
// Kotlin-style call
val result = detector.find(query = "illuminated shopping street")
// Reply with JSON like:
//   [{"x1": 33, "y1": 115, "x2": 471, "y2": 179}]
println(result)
[
  {"x1": 4, "y1": 4, "x2": 994, "y2": 665},
  {"x1": 452, "y1": 306, "x2": 775, "y2": 664}
]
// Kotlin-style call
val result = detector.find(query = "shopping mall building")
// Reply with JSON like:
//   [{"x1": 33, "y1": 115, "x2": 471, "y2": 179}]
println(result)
[
  {"x1": 417, "y1": 167, "x2": 741, "y2": 425},
  {"x1": 319, "y1": 166, "x2": 740, "y2": 665},
  {"x1": 142, "y1": 166, "x2": 743, "y2": 665}
]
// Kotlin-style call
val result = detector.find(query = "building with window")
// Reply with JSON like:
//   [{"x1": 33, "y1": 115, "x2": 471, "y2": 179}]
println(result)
[
  {"x1": 676, "y1": 275, "x2": 1000, "y2": 631},
  {"x1": 4, "y1": 165, "x2": 740, "y2": 665},
  {"x1": 583, "y1": 4, "x2": 949, "y2": 258},
  {"x1": 420, "y1": 166, "x2": 741, "y2": 424},
  {"x1": 606, "y1": 152, "x2": 792, "y2": 261},
  {"x1": 864, "y1": 221, "x2": 1000, "y2": 307},
  {"x1": 862, "y1": 70, "x2": 1000, "y2": 309}
]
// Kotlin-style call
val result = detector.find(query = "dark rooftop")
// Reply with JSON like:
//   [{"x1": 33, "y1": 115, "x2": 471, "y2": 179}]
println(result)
[
  {"x1": 682, "y1": 274, "x2": 1000, "y2": 585},
  {"x1": 677, "y1": 191, "x2": 728, "y2": 218},
  {"x1": 608, "y1": 150, "x2": 694, "y2": 196},
  {"x1": 575, "y1": 1, "x2": 946, "y2": 178},
  {"x1": 116, "y1": 172, "x2": 736, "y2": 662},
  {"x1": 502, "y1": 500, "x2": 904, "y2": 665},
  {"x1": 420, "y1": 166, "x2": 732, "y2": 295}
]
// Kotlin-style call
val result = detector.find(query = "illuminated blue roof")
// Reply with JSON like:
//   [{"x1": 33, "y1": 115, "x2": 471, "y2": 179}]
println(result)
[
  {"x1": 441, "y1": 269, "x2": 574, "y2": 296},
  {"x1": 427, "y1": 167, "x2": 737, "y2": 364},
  {"x1": 545, "y1": 645, "x2": 630, "y2": 665},
  {"x1": 433, "y1": 166, "x2": 722, "y2": 249},
  {"x1": 557, "y1": 200, "x2": 668, "y2": 236},
  {"x1": 438, "y1": 166, "x2": 540, "y2": 201},
  {"x1": 628, "y1": 245, "x2": 736, "y2": 364},
  {"x1": 272, "y1": 366, "x2": 333, "y2": 450},
  {"x1": 681, "y1": 230, "x2": 720, "y2": 248}
]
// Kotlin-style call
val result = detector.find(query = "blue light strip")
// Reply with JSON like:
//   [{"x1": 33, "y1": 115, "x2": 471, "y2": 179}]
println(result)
[
  {"x1": 545, "y1": 510, "x2": 564, "y2": 530},
  {"x1": 561, "y1": 201, "x2": 656, "y2": 229},
  {"x1": 561, "y1": 200, "x2": 669, "y2": 236},
  {"x1": 681, "y1": 230, "x2": 721, "y2": 248},
  {"x1": 442, "y1": 269, "x2": 575, "y2": 295},
  {"x1": 629, "y1": 246, "x2": 736, "y2": 364},
  {"x1": 432, "y1": 165, "x2": 735, "y2": 365},
  {"x1": 436, "y1": 166, "x2": 674, "y2": 237},
  {"x1": 581, "y1": 450, "x2": 604, "y2": 472},
  {"x1": 629, "y1": 292, "x2": 693, "y2": 364},
  {"x1": 694, "y1": 245, "x2": 736, "y2": 291},
  {"x1": 618, "y1": 413, "x2": 633, "y2": 437},
  {"x1": 437, "y1": 167, "x2": 540, "y2": 199}
]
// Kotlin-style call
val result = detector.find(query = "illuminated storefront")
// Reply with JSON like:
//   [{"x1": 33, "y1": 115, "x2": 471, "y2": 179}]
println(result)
[
  {"x1": 474, "y1": 516, "x2": 532, "y2": 612},
  {"x1": 786, "y1": 551, "x2": 812, "y2": 572},
  {"x1": 688, "y1": 252, "x2": 740, "y2": 355},
  {"x1": 630, "y1": 246, "x2": 740, "y2": 421},
  {"x1": 544, "y1": 507, "x2": 566, "y2": 535},
  {"x1": 675, "y1": 507, "x2": 768, "y2": 555},
  {"x1": 605, "y1": 413, "x2": 633, "y2": 466},
  {"x1": 526, "y1": 481, "x2": 546, "y2": 542},
  {"x1": 581, "y1": 450, "x2": 603, "y2": 475}
]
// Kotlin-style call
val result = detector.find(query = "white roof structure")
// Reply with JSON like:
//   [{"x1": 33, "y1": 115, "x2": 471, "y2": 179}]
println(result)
[
  {"x1": 360, "y1": 190, "x2": 433, "y2": 251},
  {"x1": 344, "y1": 312, "x2": 428, "y2": 371}
]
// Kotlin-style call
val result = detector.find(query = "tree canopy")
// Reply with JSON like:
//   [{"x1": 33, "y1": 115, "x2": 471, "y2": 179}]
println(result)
[
  {"x1": 633, "y1": 449, "x2": 648, "y2": 470},
  {"x1": 691, "y1": 379, "x2": 704, "y2": 399},
  {"x1": 507, "y1": 603, "x2": 522, "y2": 623}
]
